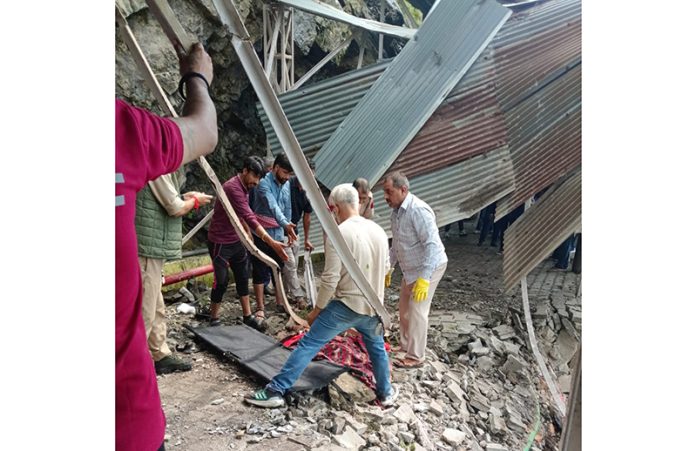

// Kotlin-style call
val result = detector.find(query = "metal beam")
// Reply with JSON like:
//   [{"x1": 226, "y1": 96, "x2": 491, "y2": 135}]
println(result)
[
  {"x1": 135, "y1": 0, "x2": 306, "y2": 327},
  {"x1": 522, "y1": 277, "x2": 566, "y2": 416},
  {"x1": 182, "y1": 209, "x2": 214, "y2": 245},
  {"x1": 559, "y1": 346, "x2": 581, "y2": 451},
  {"x1": 210, "y1": 0, "x2": 392, "y2": 329},
  {"x1": 293, "y1": 35, "x2": 353, "y2": 89}
]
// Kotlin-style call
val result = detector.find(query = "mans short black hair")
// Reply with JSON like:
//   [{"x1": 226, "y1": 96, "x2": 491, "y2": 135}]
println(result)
[
  {"x1": 243, "y1": 156, "x2": 266, "y2": 177},
  {"x1": 273, "y1": 153, "x2": 293, "y2": 171}
]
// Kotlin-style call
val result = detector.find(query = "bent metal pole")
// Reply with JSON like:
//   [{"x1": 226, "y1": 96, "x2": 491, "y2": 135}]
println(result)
[
  {"x1": 210, "y1": 0, "x2": 392, "y2": 329},
  {"x1": 117, "y1": 3, "x2": 307, "y2": 327}
]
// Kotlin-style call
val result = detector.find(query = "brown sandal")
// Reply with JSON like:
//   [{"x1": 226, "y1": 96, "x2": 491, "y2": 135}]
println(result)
[
  {"x1": 393, "y1": 358, "x2": 424, "y2": 369},
  {"x1": 254, "y1": 309, "x2": 266, "y2": 321}
]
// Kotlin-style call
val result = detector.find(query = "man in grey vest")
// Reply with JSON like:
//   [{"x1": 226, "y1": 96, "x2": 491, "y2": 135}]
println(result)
[{"x1": 135, "y1": 171, "x2": 212, "y2": 374}]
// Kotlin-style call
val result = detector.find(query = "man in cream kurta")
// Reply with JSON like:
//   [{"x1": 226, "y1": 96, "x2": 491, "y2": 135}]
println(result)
[{"x1": 245, "y1": 184, "x2": 398, "y2": 408}]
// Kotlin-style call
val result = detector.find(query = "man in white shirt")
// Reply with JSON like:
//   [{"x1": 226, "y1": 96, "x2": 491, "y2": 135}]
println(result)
[
  {"x1": 383, "y1": 171, "x2": 448, "y2": 368},
  {"x1": 245, "y1": 184, "x2": 398, "y2": 408}
]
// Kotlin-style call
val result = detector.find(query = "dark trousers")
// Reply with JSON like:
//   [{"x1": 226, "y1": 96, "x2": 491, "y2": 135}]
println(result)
[
  {"x1": 478, "y1": 203, "x2": 497, "y2": 245},
  {"x1": 553, "y1": 234, "x2": 576, "y2": 269},
  {"x1": 208, "y1": 241, "x2": 250, "y2": 302},
  {"x1": 444, "y1": 220, "x2": 464, "y2": 233},
  {"x1": 250, "y1": 235, "x2": 285, "y2": 285},
  {"x1": 496, "y1": 204, "x2": 525, "y2": 252}
]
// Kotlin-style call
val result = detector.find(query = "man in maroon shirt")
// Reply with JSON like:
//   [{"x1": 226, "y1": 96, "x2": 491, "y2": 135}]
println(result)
[
  {"x1": 207, "y1": 156, "x2": 288, "y2": 329},
  {"x1": 116, "y1": 43, "x2": 217, "y2": 451}
]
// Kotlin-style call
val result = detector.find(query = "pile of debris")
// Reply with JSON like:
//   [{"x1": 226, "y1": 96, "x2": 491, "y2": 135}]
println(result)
[{"x1": 163, "y1": 270, "x2": 580, "y2": 450}]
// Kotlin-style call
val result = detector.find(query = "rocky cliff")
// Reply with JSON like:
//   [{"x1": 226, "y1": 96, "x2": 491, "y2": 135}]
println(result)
[{"x1": 115, "y1": 0, "x2": 412, "y2": 208}]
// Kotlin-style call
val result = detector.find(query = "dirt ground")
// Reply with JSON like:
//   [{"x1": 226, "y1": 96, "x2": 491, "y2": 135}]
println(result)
[{"x1": 158, "y1": 218, "x2": 581, "y2": 450}]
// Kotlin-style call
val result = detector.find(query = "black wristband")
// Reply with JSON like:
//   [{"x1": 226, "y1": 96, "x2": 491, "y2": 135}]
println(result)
[{"x1": 178, "y1": 72, "x2": 210, "y2": 100}]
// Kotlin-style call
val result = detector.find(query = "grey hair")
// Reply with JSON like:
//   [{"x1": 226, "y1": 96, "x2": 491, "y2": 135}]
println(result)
[
  {"x1": 352, "y1": 177, "x2": 370, "y2": 193},
  {"x1": 330, "y1": 183, "x2": 359, "y2": 210},
  {"x1": 385, "y1": 171, "x2": 410, "y2": 190}
]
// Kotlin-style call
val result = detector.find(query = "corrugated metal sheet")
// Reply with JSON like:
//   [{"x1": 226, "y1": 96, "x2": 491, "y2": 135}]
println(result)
[
  {"x1": 260, "y1": 59, "x2": 392, "y2": 158},
  {"x1": 261, "y1": 51, "x2": 506, "y2": 180},
  {"x1": 495, "y1": 60, "x2": 581, "y2": 221},
  {"x1": 379, "y1": 51, "x2": 508, "y2": 180},
  {"x1": 275, "y1": 0, "x2": 416, "y2": 39},
  {"x1": 303, "y1": 145, "x2": 516, "y2": 254},
  {"x1": 312, "y1": 0, "x2": 511, "y2": 189},
  {"x1": 257, "y1": 0, "x2": 580, "y2": 228},
  {"x1": 492, "y1": 0, "x2": 581, "y2": 220},
  {"x1": 502, "y1": 167, "x2": 581, "y2": 292}
]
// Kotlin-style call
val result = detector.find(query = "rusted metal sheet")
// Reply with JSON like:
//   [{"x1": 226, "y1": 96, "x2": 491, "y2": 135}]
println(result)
[
  {"x1": 303, "y1": 145, "x2": 515, "y2": 254},
  {"x1": 491, "y1": 0, "x2": 581, "y2": 220},
  {"x1": 380, "y1": 52, "x2": 508, "y2": 180},
  {"x1": 261, "y1": 50, "x2": 508, "y2": 180},
  {"x1": 502, "y1": 167, "x2": 581, "y2": 292},
  {"x1": 312, "y1": 0, "x2": 511, "y2": 189},
  {"x1": 495, "y1": 61, "x2": 581, "y2": 221},
  {"x1": 257, "y1": 0, "x2": 580, "y2": 226},
  {"x1": 493, "y1": 0, "x2": 581, "y2": 109}
]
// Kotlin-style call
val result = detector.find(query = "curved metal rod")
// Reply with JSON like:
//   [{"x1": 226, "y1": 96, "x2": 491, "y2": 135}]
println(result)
[{"x1": 118, "y1": 2, "x2": 306, "y2": 327}]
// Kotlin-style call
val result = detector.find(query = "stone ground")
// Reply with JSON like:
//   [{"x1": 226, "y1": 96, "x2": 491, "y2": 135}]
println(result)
[{"x1": 159, "y1": 219, "x2": 581, "y2": 451}]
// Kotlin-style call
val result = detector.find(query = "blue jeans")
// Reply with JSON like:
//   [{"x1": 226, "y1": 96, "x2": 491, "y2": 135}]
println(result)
[{"x1": 266, "y1": 300, "x2": 393, "y2": 398}]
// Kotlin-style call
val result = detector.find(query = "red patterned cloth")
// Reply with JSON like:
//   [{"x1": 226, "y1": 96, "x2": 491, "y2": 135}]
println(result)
[{"x1": 282, "y1": 331, "x2": 391, "y2": 391}]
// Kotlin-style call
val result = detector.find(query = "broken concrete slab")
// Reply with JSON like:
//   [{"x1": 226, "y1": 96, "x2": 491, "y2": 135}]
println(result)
[
  {"x1": 501, "y1": 354, "x2": 527, "y2": 379},
  {"x1": 445, "y1": 381, "x2": 466, "y2": 404},
  {"x1": 393, "y1": 405, "x2": 418, "y2": 424},
  {"x1": 333, "y1": 425, "x2": 366, "y2": 449},
  {"x1": 486, "y1": 335, "x2": 507, "y2": 356},
  {"x1": 486, "y1": 443, "x2": 509, "y2": 451},
  {"x1": 398, "y1": 431, "x2": 416, "y2": 444},
  {"x1": 554, "y1": 329, "x2": 579, "y2": 366},
  {"x1": 442, "y1": 428, "x2": 468, "y2": 446},
  {"x1": 468, "y1": 338, "x2": 491, "y2": 356},
  {"x1": 429, "y1": 400, "x2": 445, "y2": 416},
  {"x1": 493, "y1": 324, "x2": 516, "y2": 340},
  {"x1": 332, "y1": 372, "x2": 376, "y2": 403},
  {"x1": 476, "y1": 356, "x2": 495, "y2": 371}
]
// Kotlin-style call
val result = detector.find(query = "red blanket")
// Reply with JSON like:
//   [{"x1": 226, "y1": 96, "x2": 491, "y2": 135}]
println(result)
[{"x1": 282, "y1": 331, "x2": 391, "y2": 392}]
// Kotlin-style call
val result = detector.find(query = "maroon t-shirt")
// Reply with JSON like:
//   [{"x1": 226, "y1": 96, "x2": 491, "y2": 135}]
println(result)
[
  {"x1": 115, "y1": 99, "x2": 183, "y2": 451},
  {"x1": 207, "y1": 174, "x2": 261, "y2": 244}
]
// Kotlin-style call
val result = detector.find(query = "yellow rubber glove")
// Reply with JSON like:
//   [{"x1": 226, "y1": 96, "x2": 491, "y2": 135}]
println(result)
[
  {"x1": 385, "y1": 267, "x2": 394, "y2": 288},
  {"x1": 412, "y1": 277, "x2": 430, "y2": 303}
]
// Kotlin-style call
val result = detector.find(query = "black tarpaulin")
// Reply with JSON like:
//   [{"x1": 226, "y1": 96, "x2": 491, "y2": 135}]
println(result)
[{"x1": 188, "y1": 324, "x2": 348, "y2": 392}]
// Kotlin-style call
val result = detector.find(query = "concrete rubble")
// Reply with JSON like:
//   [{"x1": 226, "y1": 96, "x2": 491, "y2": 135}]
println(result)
[{"x1": 167, "y1": 252, "x2": 581, "y2": 450}]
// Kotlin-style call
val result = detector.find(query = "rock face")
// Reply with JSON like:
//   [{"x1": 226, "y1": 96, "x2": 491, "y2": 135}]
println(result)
[{"x1": 115, "y1": 0, "x2": 408, "y2": 222}]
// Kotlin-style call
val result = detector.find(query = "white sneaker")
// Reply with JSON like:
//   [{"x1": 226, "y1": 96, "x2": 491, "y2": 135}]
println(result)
[{"x1": 381, "y1": 385, "x2": 399, "y2": 407}]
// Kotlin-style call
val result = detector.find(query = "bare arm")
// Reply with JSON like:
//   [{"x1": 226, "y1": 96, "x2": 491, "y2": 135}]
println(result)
[
  {"x1": 149, "y1": 176, "x2": 212, "y2": 217},
  {"x1": 170, "y1": 43, "x2": 218, "y2": 164}
]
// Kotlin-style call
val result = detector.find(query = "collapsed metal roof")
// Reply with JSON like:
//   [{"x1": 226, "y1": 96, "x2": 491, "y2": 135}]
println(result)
[
  {"x1": 301, "y1": 144, "x2": 516, "y2": 253},
  {"x1": 312, "y1": 0, "x2": 511, "y2": 189},
  {"x1": 489, "y1": 0, "x2": 581, "y2": 219},
  {"x1": 257, "y1": 0, "x2": 580, "y2": 244},
  {"x1": 502, "y1": 167, "x2": 581, "y2": 291},
  {"x1": 274, "y1": 0, "x2": 416, "y2": 39}
]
